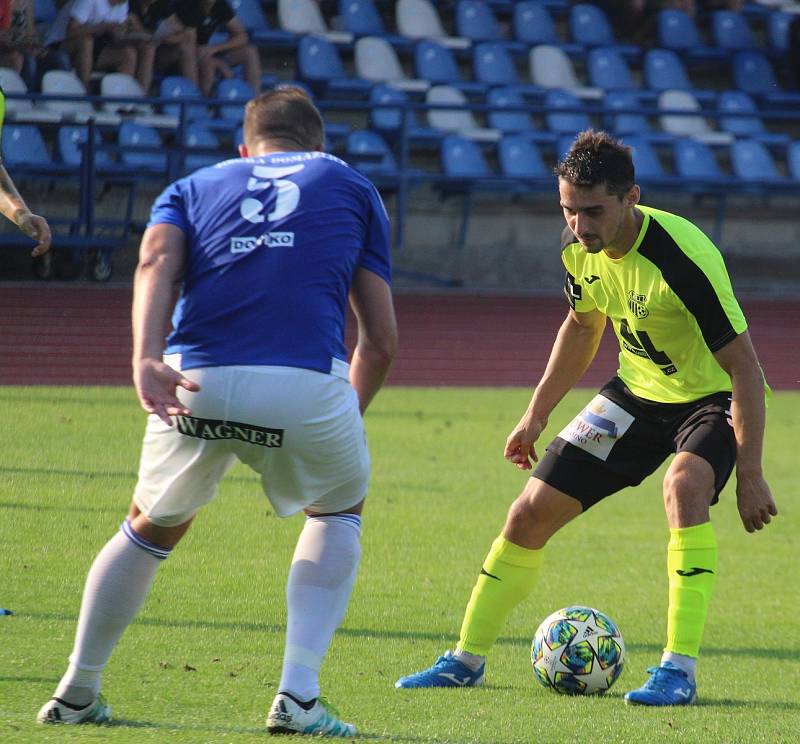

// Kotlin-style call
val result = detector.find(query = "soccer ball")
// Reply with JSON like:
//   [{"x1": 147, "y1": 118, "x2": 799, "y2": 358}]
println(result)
[{"x1": 531, "y1": 606, "x2": 625, "y2": 695}]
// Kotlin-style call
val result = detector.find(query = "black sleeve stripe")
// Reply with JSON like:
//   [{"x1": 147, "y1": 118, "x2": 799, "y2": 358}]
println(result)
[{"x1": 637, "y1": 219, "x2": 738, "y2": 351}]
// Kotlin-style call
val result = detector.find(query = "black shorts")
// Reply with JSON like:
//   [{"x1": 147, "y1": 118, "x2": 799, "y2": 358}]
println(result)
[{"x1": 532, "y1": 377, "x2": 736, "y2": 511}]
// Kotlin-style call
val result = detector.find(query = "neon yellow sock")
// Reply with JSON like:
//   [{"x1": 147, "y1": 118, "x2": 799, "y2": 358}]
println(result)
[
  {"x1": 666, "y1": 522, "x2": 717, "y2": 658},
  {"x1": 457, "y1": 535, "x2": 543, "y2": 656}
]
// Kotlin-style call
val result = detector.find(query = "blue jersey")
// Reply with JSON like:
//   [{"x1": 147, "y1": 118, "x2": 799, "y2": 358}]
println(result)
[{"x1": 148, "y1": 151, "x2": 392, "y2": 373}]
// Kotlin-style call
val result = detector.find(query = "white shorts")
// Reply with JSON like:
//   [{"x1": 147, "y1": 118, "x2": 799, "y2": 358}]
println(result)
[{"x1": 133, "y1": 357, "x2": 370, "y2": 526}]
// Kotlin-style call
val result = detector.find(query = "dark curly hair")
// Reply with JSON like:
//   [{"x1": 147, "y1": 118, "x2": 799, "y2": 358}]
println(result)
[{"x1": 554, "y1": 130, "x2": 635, "y2": 199}]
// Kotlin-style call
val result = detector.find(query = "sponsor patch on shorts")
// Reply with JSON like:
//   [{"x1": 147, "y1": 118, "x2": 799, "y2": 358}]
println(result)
[
  {"x1": 175, "y1": 415, "x2": 284, "y2": 447},
  {"x1": 557, "y1": 394, "x2": 634, "y2": 461}
]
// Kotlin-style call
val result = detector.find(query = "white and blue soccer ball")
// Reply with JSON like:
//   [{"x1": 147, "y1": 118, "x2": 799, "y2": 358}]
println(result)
[{"x1": 531, "y1": 606, "x2": 625, "y2": 695}]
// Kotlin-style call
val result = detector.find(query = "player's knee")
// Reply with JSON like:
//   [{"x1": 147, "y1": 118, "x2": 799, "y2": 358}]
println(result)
[{"x1": 506, "y1": 492, "x2": 558, "y2": 542}]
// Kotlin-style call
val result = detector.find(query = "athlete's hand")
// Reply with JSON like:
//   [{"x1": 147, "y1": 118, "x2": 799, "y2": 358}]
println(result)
[
  {"x1": 134, "y1": 358, "x2": 200, "y2": 426},
  {"x1": 504, "y1": 414, "x2": 547, "y2": 470},
  {"x1": 16, "y1": 212, "x2": 52, "y2": 257},
  {"x1": 736, "y1": 470, "x2": 777, "y2": 533}
]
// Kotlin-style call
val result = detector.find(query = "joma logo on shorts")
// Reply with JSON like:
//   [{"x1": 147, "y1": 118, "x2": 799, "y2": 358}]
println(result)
[{"x1": 175, "y1": 416, "x2": 284, "y2": 447}]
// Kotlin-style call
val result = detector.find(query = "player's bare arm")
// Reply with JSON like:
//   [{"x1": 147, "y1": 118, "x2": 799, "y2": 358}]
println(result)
[
  {"x1": 0, "y1": 163, "x2": 51, "y2": 256},
  {"x1": 348, "y1": 267, "x2": 398, "y2": 415},
  {"x1": 505, "y1": 307, "x2": 605, "y2": 470},
  {"x1": 713, "y1": 331, "x2": 777, "y2": 533},
  {"x1": 132, "y1": 223, "x2": 199, "y2": 425}
]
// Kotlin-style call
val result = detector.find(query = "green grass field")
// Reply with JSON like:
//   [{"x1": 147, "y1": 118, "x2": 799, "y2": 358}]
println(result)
[{"x1": 1, "y1": 386, "x2": 798, "y2": 743}]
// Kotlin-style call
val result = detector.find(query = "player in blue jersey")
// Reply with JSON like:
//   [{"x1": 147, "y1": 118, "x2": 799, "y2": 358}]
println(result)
[{"x1": 37, "y1": 87, "x2": 398, "y2": 736}]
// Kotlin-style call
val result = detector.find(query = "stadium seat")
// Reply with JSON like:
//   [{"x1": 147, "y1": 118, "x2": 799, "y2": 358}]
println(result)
[
  {"x1": 673, "y1": 137, "x2": 730, "y2": 186},
  {"x1": 339, "y1": 0, "x2": 413, "y2": 51},
  {"x1": 41, "y1": 70, "x2": 120, "y2": 125},
  {"x1": 642, "y1": 49, "x2": 714, "y2": 104},
  {"x1": 604, "y1": 90, "x2": 674, "y2": 146},
  {"x1": 568, "y1": 3, "x2": 640, "y2": 59},
  {"x1": 183, "y1": 123, "x2": 224, "y2": 173},
  {"x1": 415, "y1": 40, "x2": 487, "y2": 97},
  {"x1": 711, "y1": 10, "x2": 757, "y2": 53},
  {"x1": 228, "y1": 0, "x2": 297, "y2": 48},
  {"x1": 529, "y1": 45, "x2": 602, "y2": 99},
  {"x1": 473, "y1": 42, "x2": 534, "y2": 92},
  {"x1": 544, "y1": 88, "x2": 592, "y2": 137},
  {"x1": 621, "y1": 136, "x2": 670, "y2": 182},
  {"x1": 100, "y1": 72, "x2": 179, "y2": 128},
  {"x1": 57, "y1": 125, "x2": 114, "y2": 169},
  {"x1": 730, "y1": 138, "x2": 785, "y2": 184},
  {"x1": 787, "y1": 140, "x2": 800, "y2": 182},
  {"x1": 345, "y1": 129, "x2": 399, "y2": 178},
  {"x1": 277, "y1": 0, "x2": 353, "y2": 44},
  {"x1": 396, "y1": 0, "x2": 470, "y2": 50},
  {"x1": 766, "y1": 11, "x2": 793, "y2": 56},
  {"x1": 655, "y1": 9, "x2": 727, "y2": 64},
  {"x1": 215, "y1": 78, "x2": 254, "y2": 125},
  {"x1": 498, "y1": 134, "x2": 549, "y2": 180},
  {"x1": 586, "y1": 47, "x2": 635, "y2": 91},
  {"x1": 487, "y1": 86, "x2": 532, "y2": 134},
  {"x1": 354, "y1": 37, "x2": 430, "y2": 92},
  {"x1": 456, "y1": 0, "x2": 525, "y2": 53},
  {"x1": 118, "y1": 121, "x2": 168, "y2": 173},
  {"x1": 513, "y1": 1, "x2": 581, "y2": 56},
  {"x1": 731, "y1": 51, "x2": 800, "y2": 105},
  {"x1": 297, "y1": 35, "x2": 373, "y2": 98},
  {"x1": 657, "y1": 90, "x2": 733, "y2": 145},
  {"x1": 368, "y1": 84, "x2": 443, "y2": 146},
  {"x1": 159, "y1": 75, "x2": 213, "y2": 123},
  {"x1": 441, "y1": 134, "x2": 491, "y2": 178},
  {"x1": 426, "y1": 85, "x2": 500, "y2": 142},
  {"x1": 0, "y1": 67, "x2": 60, "y2": 123},
  {"x1": 1, "y1": 123, "x2": 71, "y2": 175},
  {"x1": 717, "y1": 90, "x2": 790, "y2": 149}
]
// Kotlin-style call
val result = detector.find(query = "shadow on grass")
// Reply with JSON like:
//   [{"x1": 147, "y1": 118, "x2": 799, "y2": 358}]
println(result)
[{"x1": 18, "y1": 611, "x2": 800, "y2": 663}]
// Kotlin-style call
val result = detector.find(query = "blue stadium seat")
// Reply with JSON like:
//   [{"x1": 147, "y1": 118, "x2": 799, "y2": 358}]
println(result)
[
  {"x1": 731, "y1": 51, "x2": 800, "y2": 106},
  {"x1": 513, "y1": 1, "x2": 581, "y2": 56},
  {"x1": 487, "y1": 86, "x2": 532, "y2": 133},
  {"x1": 643, "y1": 49, "x2": 714, "y2": 104},
  {"x1": 498, "y1": 134, "x2": 549, "y2": 180},
  {"x1": 183, "y1": 123, "x2": 224, "y2": 173},
  {"x1": 228, "y1": 0, "x2": 297, "y2": 47},
  {"x1": 415, "y1": 40, "x2": 487, "y2": 97},
  {"x1": 586, "y1": 47, "x2": 635, "y2": 91},
  {"x1": 1, "y1": 124, "x2": 70, "y2": 175},
  {"x1": 472, "y1": 42, "x2": 519, "y2": 87},
  {"x1": 622, "y1": 136, "x2": 669, "y2": 182},
  {"x1": 569, "y1": 3, "x2": 639, "y2": 59},
  {"x1": 656, "y1": 9, "x2": 727, "y2": 64},
  {"x1": 57, "y1": 126, "x2": 114, "y2": 169},
  {"x1": 717, "y1": 90, "x2": 790, "y2": 149},
  {"x1": 787, "y1": 140, "x2": 800, "y2": 182},
  {"x1": 338, "y1": 0, "x2": 413, "y2": 52},
  {"x1": 345, "y1": 129, "x2": 399, "y2": 178},
  {"x1": 441, "y1": 134, "x2": 491, "y2": 178},
  {"x1": 673, "y1": 137, "x2": 730, "y2": 186},
  {"x1": 215, "y1": 78, "x2": 254, "y2": 125},
  {"x1": 297, "y1": 35, "x2": 372, "y2": 98},
  {"x1": 160, "y1": 75, "x2": 212, "y2": 122},
  {"x1": 368, "y1": 84, "x2": 443, "y2": 147},
  {"x1": 730, "y1": 139, "x2": 785, "y2": 184},
  {"x1": 766, "y1": 11, "x2": 793, "y2": 56},
  {"x1": 118, "y1": 121, "x2": 168, "y2": 173},
  {"x1": 544, "y1": 88, "x2": 592, "y2": 137},
  {"x1": 711, "y1": 10, "x2": 757, "y2": 53},
  {"x1": 456, "y1": 0, "x2": 524, "y2": 52},
  {"x1": 604, "y1": 90, "x2": 674, "y2": 146}
]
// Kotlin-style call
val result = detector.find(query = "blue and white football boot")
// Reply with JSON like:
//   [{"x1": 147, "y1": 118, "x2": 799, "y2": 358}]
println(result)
[
  {"x1": 395, "y1": 651, "x2": 485, "y2": 689},
  {"x1": 624, "y1": 662, "x2": 697, "y2": 706}
]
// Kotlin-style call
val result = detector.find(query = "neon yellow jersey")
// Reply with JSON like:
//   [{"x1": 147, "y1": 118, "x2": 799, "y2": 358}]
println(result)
[{"x1": 561, "y1": 205, "x2": 748, "y2": 403}]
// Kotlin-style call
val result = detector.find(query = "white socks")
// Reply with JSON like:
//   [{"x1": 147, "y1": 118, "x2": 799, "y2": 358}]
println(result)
[
  {"x1": 278, "y1": 515, "x2": 362, "y2": 702},
  {"x1": 53, "y1": 524, "x2": 165, "y2": 704},
  {"x1": 661, "y1": 651, "x2": 697, "y2": 683}
]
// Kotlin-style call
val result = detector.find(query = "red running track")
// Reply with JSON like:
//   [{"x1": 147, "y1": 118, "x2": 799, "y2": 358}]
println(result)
[{"x1": 0, "y1": 286, "x2": 797, "y2": 390}]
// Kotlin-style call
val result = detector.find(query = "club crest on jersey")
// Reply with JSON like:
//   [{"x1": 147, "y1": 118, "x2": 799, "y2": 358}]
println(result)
[{"x1": 627, "y1": 290, "x2": 649, "y2": 319}]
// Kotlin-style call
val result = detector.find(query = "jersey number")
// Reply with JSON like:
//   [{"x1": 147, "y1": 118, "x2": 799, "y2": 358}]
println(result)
[
  {"x1": 619, "y1": 319, "x2": 677, "y2": 376},
  {"x1": 240, "y1": 164, "x2": 304, "y2": 224}
]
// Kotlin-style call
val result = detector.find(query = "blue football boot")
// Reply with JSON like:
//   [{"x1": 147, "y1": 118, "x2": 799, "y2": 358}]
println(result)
[
  {"x1": 395, "y1": 651, "x2": 484, "y2": 689},
  {"x1": 624, "y1": 662, "x2": 697, "y2": 706}
]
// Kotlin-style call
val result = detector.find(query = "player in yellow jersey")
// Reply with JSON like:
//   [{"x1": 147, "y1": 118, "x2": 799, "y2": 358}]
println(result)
[
  {"x1": 396, "y1": 130, "x2": 777, "y2": 705},
  {"x1": 0, "y1": 86, "x2": 52, "y2": 259}
]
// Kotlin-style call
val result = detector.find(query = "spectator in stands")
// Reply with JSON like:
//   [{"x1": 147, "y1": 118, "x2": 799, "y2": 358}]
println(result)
[
  {"x1": 128, "y1": 0, "x2": 198, "y2": 93},
  {"x1": 172, "y1": 0, "x2": 261, "y2": 97},
  {"x1": 45, "y1": 0, "x2": 152, "y2": 90}
]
